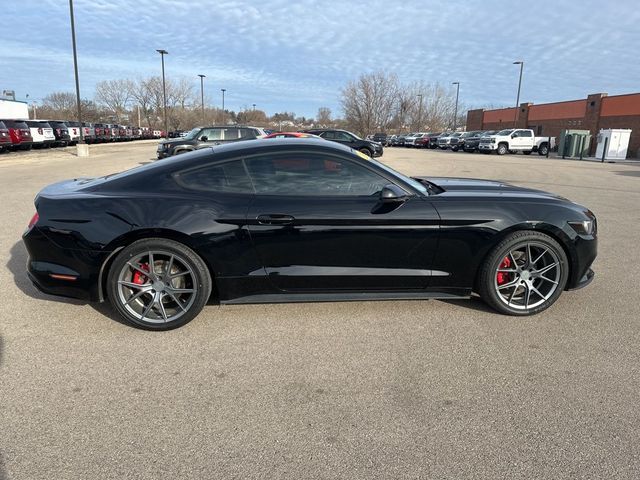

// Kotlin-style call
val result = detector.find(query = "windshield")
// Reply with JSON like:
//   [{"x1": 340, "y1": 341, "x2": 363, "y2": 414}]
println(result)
[
  {"x1": 497, "y1": 129, "x2": 514, "y2": 135},
  {"x1": 364, "y1": 156, "x2": 427, "y2": 195},
  {"x1": 183, "y1": 128, "x2": 201, "y2": 140}
]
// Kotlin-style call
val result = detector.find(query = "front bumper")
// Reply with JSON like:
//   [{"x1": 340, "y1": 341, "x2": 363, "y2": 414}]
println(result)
[{"x1": 479, "y1": 143, "x2": 497, "y2": 150}]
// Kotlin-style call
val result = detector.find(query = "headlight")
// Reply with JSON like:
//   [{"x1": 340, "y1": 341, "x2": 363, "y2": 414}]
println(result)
[{"x1": 568, "y1": 219, "x2": 595, "y2": 236}]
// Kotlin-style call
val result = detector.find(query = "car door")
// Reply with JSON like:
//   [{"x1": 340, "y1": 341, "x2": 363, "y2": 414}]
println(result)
[
  {"x1": 244, "y1": 151, "x2": 441, "y2": 292},
  {"x1": 519, "y1": 129, "x2": 534, "y2": 150}
]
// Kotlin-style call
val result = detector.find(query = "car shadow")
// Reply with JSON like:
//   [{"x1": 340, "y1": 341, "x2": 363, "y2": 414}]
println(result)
[
  {"x1": 439, "y1": 296, "x2": 495, "y2": 314},
  {"x1": 615, "y1": 169, "x2": 640, "y2": 177},
  {"x1": 7, "y1": 241, "x2": 130, "y2": 328}
]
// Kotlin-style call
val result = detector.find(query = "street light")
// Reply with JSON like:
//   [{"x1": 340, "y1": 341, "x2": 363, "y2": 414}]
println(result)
[
  {"x1": 197, "y1": 74, "x2": 206, "y2": 124},
  {"x1": 221, "y1": 88, "x2": 226, "y2": 124},
  {"x1": 513, "y1": 61, "x2": 524, "y2": 127},
  {"x1": 252, "y1": 103, "x2": 256, "y2": 111},
  {"x1": 452, "y1": 82, "x2": 460, "y2": 131},
  {"x1": 156, "y1": 49, "x2": 168, "y2": 138},
  {"x1": 416, "y1": 94, "x2": 423, "y2": 131},
  {"x1": 68, "y1": 0, "x2": 86, "y2": 153}
]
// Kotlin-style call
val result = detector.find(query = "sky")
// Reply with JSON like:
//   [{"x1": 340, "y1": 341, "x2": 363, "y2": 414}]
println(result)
[{"x1": 2, "y1": 0, "x2": 639, "y2": 118}]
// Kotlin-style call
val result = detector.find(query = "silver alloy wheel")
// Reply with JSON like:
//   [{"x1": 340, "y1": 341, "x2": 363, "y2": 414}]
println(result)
[
  {"x1": 493, "y1": 241, "x2": 561, "y2": 311},
  {"x1": 116, "y1": 250, "x2": 198, "y2": 324}
]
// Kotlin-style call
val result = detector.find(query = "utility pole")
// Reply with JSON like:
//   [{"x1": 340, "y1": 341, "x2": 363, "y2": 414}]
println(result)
[
  {"x1": 68, "y1": 0, "x2": 86, "y2": 154},
  {"x1": 513, "y1": 61, "x2": 524, "y2": 127},
  {"x1": 156, "y1": 49, "x2": 169, "y2": 138},
  {"x1": 221, "y1": 88, "x2": 226, "y2": 124},
  {"x1": 452, "y1": 82, "x2": 460, "y2": 131},
  {"x1": 417, "y1": 94, "x2": 423, "y2": 131},
  {"x1": 198, "y1": 74, "x2": 206, "y2": 124}
]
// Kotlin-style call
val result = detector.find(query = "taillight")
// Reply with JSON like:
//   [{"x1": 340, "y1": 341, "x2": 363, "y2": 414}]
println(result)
[{"x1": 28, "y1": 212, "x2": 39, "y2": 230}]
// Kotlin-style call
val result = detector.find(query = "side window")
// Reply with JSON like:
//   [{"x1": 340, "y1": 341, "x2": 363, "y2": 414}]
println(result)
[
  {"x1": 521, "y1": 130, "x2": 533, "y2": 137},
  {"x1": 240, "y1": 128, "x2": 257, "y2": 139},
  {"x1": 222, "y1": 128, "x2": 240, "y2": 140},
  {"x1": 244, "y1": 154, "x2": 389, "y2": 196},
  {"x1": 319, "y1": 131, "x2": 334, "y2": 140},
  {"x1": 334, "y1": 131, "x2": 352, "y2": 141},
  {"x1": 174, "y1": 160, "x2": 253, "y2": 193},
  {"x1": 200, "y1": 128, "x2": 222, "y2": 141}
]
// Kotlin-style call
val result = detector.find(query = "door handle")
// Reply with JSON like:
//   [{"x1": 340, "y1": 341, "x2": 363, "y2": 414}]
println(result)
[{"x1": 256, "y1": 214, "x2": 295, "y2": 225}]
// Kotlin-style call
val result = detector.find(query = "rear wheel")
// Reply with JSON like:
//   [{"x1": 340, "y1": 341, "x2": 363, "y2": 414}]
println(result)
[
  {"x1": 538, "y1": 143, "x2": 549, "y2": 156},
  {"x1": 478, "y1": 231, "x2": 569, "y2": 316},
  {"x1": 107, "y1": 238, "x2": 212, "y2": 330}
]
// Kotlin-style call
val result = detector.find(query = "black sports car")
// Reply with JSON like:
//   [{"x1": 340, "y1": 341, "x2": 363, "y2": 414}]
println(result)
[{"x1": 23, "y1": 139, "x2": 597, "y2": 330}]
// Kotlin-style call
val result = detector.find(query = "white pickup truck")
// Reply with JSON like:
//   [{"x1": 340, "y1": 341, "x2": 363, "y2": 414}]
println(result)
[{"x1": 479, "y1": 128, "x2": 555, "y2": 156}]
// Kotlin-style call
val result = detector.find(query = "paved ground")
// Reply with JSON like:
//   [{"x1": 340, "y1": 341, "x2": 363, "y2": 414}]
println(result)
[{"x1": 1, "y1": 142, "x2": 639, "y2": 479}]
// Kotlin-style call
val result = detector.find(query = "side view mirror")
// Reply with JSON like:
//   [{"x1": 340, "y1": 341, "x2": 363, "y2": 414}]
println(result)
[
  {"x1": 200, "y1": 135, "x2": 208, "y2": 141},
  {"x1": 511, "y1": 133, "x2": 517, "y2": 138},
  {"x1": 380, "y1": 184, "x2": 409, "y2": 203}
]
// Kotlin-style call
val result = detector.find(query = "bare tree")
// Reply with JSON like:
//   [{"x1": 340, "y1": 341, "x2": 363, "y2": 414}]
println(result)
[
  {"x1": 341, "y1": 71, "x2": 399, "y2": 136},
  {"x1": 95, "y1": 79, "x2": 134, "y2": 122},
  {"x1": 316, "y1": 107, "x2": 332, "y2": 126}
]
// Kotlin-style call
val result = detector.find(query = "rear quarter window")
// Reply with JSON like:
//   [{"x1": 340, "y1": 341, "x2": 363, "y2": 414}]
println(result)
[{"x1": 173, "y1": 160, "x2": 254, "y2": 194}]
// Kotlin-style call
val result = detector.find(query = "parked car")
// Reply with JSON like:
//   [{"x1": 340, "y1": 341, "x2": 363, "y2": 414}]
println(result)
[
  {"x1": 450, "y1": 131, "x2": 480, "y2": 152},
  {"x1": 48, "y1": 121, "x2": 71, "y2": 147},
  {"x1": 0, "y1": 120, "x2": 12, "y2": 152},
  {"x1": 437, "y1": 132, "x2": 461, "y2": 149},
  {"x1": 404, "y1": 133, "x2": 423, "y2": 147},
  {"x1": 65, "y1": 121, "x2": 81, "y2": 145},
  {"x1": 372, "y1": 133, "x2": 387, "y2": 145},
  {"x1": 463, "y1": 131, "x2": 497, "y2": 153},
  {"x1": 395, "y1": 133, "x2": 408, "y2": 147},
  {"x1": 414, "y1": 133, "x2": 432, "y2": 149},
  {"x1": 25, "y1": 121, "x2": 56, "y2": 148},
  {"x1": 426, "y1": 132, "x2": 443, "y2": 149},
  {"x1": 82, "y1": 123, "x2": 97, "y2": 143},
  {"x1": 4, "y1": 119, "x2": 33, "y2": 150},
  {"x1": 23, "y1": 138, "x2": 598, "y2": 330},
  {"x1": 479, "y1": 129, "x2": 555, "y2": 156},
  {"x1": 302, "y1": 129, "x2": 383, "y2": 157},
  {"x1": 157, "y1": 126, "x2": 268, "y2": 159},
  {"x1": 385, "y1": 134, "x2": 398, "y2": 146}
]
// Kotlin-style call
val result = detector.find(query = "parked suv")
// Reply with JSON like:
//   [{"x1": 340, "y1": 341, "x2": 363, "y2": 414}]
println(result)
[
  {"x1": 372, "y1": 133, "x2": 387, "y2": 145},
  {"x1": 0, "y1": 121, "x2": 12, "y2": 152},
  {"x1": 48, "y1": 121, "x2": 71, "y2": 147},
  {"x1": 302, "y1": 129, "x2": 383, "y2": 157},
  {"x1": 26, "y1": 121, "x2": 56, "y2": 148},
  {"x1": 463, "y1": 130, "x2": 497, "y2": 153},
  {"x1": 3, "y1": 119, "x2": 33, "y2": 150},
  {"x1": 157, "y1": 125, "x2": 267, "y2": 159},
  {"x1": 65, "y1": 121, "x2": 81, "y2": 145}
]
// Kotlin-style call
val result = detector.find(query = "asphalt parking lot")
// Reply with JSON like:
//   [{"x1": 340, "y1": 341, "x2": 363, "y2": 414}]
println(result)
[{"x1": 1, "y1": 142, "x2": 639, "y2": 479}]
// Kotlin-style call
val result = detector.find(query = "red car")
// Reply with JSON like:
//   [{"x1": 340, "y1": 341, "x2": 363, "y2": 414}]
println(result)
[
  {"x1": 414, "y1": 135, "x2": 431, "y2": 148},
  {"x1": 0, "y1": 121, "x2": 12, "y2": 152},
  {"x1": 264, "y1": 132, "x2": 321, "y2": 139},
  {"x1": 4, "y1": 119, "x2": 33, "y2": 151}
]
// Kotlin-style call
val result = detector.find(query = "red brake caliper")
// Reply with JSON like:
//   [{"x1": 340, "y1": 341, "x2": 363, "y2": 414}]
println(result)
[
  {"x1": 496, "y1": 256, "x2": 511, "y2": 285},
  {"x1": 132, "y1": 263, "x2": 150, "y2": 285}
]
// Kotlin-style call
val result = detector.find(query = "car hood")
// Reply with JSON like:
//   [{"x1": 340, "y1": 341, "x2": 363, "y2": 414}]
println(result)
[{"x1": 416, "y1": 176, "x2": 569, "y2": 201}]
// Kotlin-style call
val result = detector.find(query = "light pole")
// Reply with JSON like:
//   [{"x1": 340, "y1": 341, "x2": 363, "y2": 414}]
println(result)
[
  {"x1": 198, "y1": 74, "x2": 206, "y2": 124},
  {"x1": 156, "y1": 49, "x2": 168, "y2": 138},
  {"x1": 69, "y1": 0, "x2": 86, "y2": 153},
  {"x1": 452, "y1": 82, "x2": 460, "y2": 131},
  {"x1": 416, "y1": 94, "x2": 423, "y2": 131},
  {"x1": 513, "y1": 61, "x2": 524, "y2": 127},
  {"x1": 221, "y1": 88, "x2": 226, "y2": 124}
]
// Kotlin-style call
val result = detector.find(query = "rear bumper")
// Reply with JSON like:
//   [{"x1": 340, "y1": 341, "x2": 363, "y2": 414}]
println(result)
[{"x1": 23, "y1": 226, "x2": 109, "y2": 302}]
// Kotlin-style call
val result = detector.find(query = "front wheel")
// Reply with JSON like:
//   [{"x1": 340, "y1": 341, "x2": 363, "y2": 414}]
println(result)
[
  {"x1": 478, "y1": 231, "x2": 569, "y2": 315},
  {"x1": 497, "y1": 143, "x2": 508, "y2": 155},
  {"x1": 107, "y1": 238, "x2": 212, "y2": 330},
  {"x1": 359, "y1": 148, "x2": 372, "y2": 157}
]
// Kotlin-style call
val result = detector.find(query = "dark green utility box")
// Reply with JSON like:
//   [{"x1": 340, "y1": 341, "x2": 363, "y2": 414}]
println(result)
[{"x1": 559, "y1": 129, "x2": 591, "y2": 158}]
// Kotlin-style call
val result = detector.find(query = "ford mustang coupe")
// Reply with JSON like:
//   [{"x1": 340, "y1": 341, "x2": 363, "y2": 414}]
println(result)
[{"x1": 23, "y1": 139, "x2": 597, "y2": 330}]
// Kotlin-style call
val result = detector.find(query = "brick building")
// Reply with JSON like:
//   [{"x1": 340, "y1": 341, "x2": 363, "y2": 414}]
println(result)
[{"x1": 466, "y1": 92, "x2": 640, "y2": 158}]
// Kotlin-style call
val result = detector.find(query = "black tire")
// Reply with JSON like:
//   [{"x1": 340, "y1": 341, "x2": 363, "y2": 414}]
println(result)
[
  {"x1": 359, "y1": 148, "x2": 372, "y2": 156},
  {"x1": 107, "y1": 238, "x2": 212, "y2": 330},
  {"x1": 451, "y1": 146, "x2": 458, "y2": 152},
  {"x1": 497, "y1": 143, "x2": 508, "y2": 155},
  {"x1": 477, "y1": 231, "x2": 569, "y2": 316},
  {"x1": 523, "y1": 150, "x2": 532, "y2": 155},
  {"x1": 538, "y1": 143, "x2": 549, "y2": 156}
]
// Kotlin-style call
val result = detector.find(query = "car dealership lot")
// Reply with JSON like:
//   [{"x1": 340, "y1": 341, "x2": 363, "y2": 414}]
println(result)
[{"x1": 1, "y1": 143, "x2": 639, "y2": 479}]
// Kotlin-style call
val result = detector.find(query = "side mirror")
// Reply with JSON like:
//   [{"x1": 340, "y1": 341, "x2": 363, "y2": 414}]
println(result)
[
  {"x1": 511, "y1": 133, "x2": 517, "y2": 138},
  {"x1": 380, "y1": 184, "x2": 409, "y2": 203},
  {"x1": 200, "y1": 135, "x2": 208, "y2": 141}
]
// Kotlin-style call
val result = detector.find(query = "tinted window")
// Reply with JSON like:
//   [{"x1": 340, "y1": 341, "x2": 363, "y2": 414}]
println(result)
[
  {"x1": 174, "y1": 160, "x2": 253, "y2": 193},
  {"x1": 333, "y1": 131, "x2": 353, "y2": 142},
  {"x1": 223, "y1": 128, "x2": 240, "y2": 140},
  {"x1": 0, "y1": 121, "x2": 5, "y2": 129},
  {"x1": 245, "y1": 154, "x2": 388, "y2": 196},
  {"x1": 4, "y1": 120, "x2": 28, "y2": 129},
  {"x1": 240, "y1": 128, "x2": 257, "y2": 139},
  {"x1": 520, "y1": 130, "x2": 533, "y2": 137}
]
